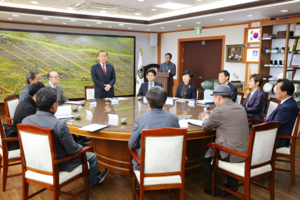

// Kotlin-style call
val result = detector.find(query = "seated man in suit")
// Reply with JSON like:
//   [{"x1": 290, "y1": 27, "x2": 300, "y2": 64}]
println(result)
[
  {"x1": 19, "y1": 70, "x2": 42, "y2": 102},
  {"x1": 199, "y1": 85, "x2": 249, "y2": 196},
  {"x1": 218, "y1": 70, "x2": 237, "y2": 102},
  {"x1": 22, "y1": 87, "x2": 108, "y2": 187},
  {"x1": 138, "y1": 69, "x2": 162, "y2": 96},
  {"x1": 46, "y1": 71, "x2": 68, "y2": 105},
  {"x1": 129, "y1": 86, "x2": 180, "y2": 170},
  {"x1": 265, "y1": 78, "x2": 298, "y2": 148}
]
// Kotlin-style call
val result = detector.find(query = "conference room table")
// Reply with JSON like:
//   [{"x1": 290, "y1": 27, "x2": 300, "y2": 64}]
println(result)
[{"x1": 66, "y1": 97, "x2": 215, "y2": 176}]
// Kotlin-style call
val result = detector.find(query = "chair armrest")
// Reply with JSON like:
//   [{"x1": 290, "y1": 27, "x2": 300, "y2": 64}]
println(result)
[
  {"x1": 2, "y1": 137, "x2": 19, "y2": 142},
  {"x1": 248, "y1": 118, "x2": 264, "y2": 123},
  {"x1": 277, "y1": 135, "x2": 296, "y2": 139},
  {"x1": 127, "y1": 145, "x2": 141, "y2": 164},
  {"x1": 208, "y1": 143, "x2": 249, "y2": 159},
  {"x1": 6, "y1": 117, "x2": 13, "y2": 121},
  {"x1": 54, "y1": 146, "x2": 93, "y2": 164}
]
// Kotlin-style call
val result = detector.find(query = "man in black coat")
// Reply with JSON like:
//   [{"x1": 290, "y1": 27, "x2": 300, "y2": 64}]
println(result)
[
  {"x1": 218, "y1": 70, "x2": 238, "y2": 102},
  {"x1": 91, "y1": 50, "x2": 116, "y2": 98}
]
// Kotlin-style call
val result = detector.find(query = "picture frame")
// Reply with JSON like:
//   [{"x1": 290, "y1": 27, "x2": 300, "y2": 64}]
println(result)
[
  {"x1": 244, "y1": 47, "x2": 260, "y2": 63},
  {"x1": 244, "y1": 27, "x2": 261, "y2": 44},
  {"x1": 290, "y1": 54, "x2": 300, "y2": 68},
  {"x1": 226, "y1": 45, "x2": 244, "y2": 62},
  {"x1": 296, "y1": 38, "x2": 300, "y2": 51},
  {"x1": 294, "y1": 24, "x2": 300, "y2": 37}
]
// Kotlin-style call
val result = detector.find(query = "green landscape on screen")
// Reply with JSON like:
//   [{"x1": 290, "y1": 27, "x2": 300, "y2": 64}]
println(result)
[{"x1": 0, "y1": 30, "x2": 135, "y2": 102}]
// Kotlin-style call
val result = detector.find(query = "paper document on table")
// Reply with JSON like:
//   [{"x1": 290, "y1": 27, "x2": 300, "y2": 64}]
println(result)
[
  {"x1": 197, "y1": 100, "x2": 214, "y2": 104},
  {"x1": 108, "y1": 114, "x2": 118, "y2": 119},
  {"x1": 108, "y1": 119, "x2": 119, "y2": 126},
  {"x1": 187, "y1": 119, "x2": 203, "y2": 127},
  {"x1": 55, "y1": 105, "x2": 74, "y2": 120},
  {"x1": 179, "y1": 120, "x2": 188, "y2": 128},
  {"x1": 86, "y1": 110, "x2": 93, "y2": 121},
  {"x1": 117, "y1": 97, "x2": 128, "y2": 100},
  {"x1": 79, "y1": 124, "x2": 110, "y2": 132},
  {"x1": 64, "y1": 101, "x2": 82, "y2": 105}
]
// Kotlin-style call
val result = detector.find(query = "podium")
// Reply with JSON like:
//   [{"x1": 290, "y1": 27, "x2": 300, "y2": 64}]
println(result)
[{"x1": 143, "y1": 64, "x2": 172, "y2": 96}]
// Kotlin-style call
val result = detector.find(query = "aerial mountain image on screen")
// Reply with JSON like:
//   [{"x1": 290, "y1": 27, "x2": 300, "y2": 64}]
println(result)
[{"x1": 0, "y1": 30, "x2": 134, "y2": 102}]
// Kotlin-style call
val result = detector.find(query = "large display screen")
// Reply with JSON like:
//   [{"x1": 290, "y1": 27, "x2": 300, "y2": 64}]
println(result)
[{"x1": 0, "y1": 29, "x2": 135, "y2": 102}]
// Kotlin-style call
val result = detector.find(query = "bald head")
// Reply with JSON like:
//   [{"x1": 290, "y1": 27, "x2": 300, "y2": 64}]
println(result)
[{"x1": 47, "y1": 71, "x2": 60, "y2": 86}]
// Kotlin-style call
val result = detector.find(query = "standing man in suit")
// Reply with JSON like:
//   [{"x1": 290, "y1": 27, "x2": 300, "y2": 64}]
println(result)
[
  {"x1": 129, "y1": 86, "x2": 180, "y2": 170},
  {"x1": 265, "y1": 78, "x2": 298, "y2": 148},
  {"x1": 91, "y1": 50, "x2": 116, "y2": 98},
  {"x1": 199, "y1": 85, "x2": 249, "y2": 196},
  {"x1": 159, "y1": 53, "x2": 176, "y2": 97},
  {"x1": 46, "y1": 71, "x2": 68, "y2": 105},
  {"x1": 218, "y1": 70, "x2": 237, "y2": 102},
  {"x1": 138, "y1": 69, "x2": 162, "y2": 96}
]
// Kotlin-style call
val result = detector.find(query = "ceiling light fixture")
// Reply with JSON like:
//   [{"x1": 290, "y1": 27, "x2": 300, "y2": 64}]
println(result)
[
  {"x1": 246, "y1": 15, "x2": 253, "y2": 17},
  {"x1": 108, "y1": 26, "x2": 112, "y2": 28},
  {"x1": 37, "y1": 20, "x2": 42, "y2": 22},
  {"x1": 135, "y1": 13, "x2": 141, "y2": 15},
  {"x1": 137, "y1": 0, "x2": 145, "y2": 2},
  {"x1": 196, "y1": 22, "x2": 201, "y2": 24},
  {"x1": 151, "y1": 9, "x2": 157, "y2": 11},
  {"x1": 160, "y1": 27, "x2": 165, "y2": 29},
  {"x1": 119, "y1": 24, "x2": 124, "y2": 26},
  {"x1": 71, "y1": 19, "x2": 76, "y2": 22},
  {"x1": 12, "y1": 15, "x2": 19, "y2": 17},
  {"x1": 154, "y1": 2, "x2": 192, "y2": 10},
  {"x1": 63, "y1": 23, "x2": 68, "y2": 25},
  {"x1": 67, "y1": 7, "x2": 74, "y2": 10},
  {"x1": 96, "y1": 21, "x2": 102, "y2": 24},
  {"x1": 43, "y1": 17, "x2": 49, "y2": 19},
  {"x1": 100, "y1": 10, "x2": 107, "y2": 14},
  {"x1": 30, "y1": 1, "x2": 39, "y2": 4},
  {"x1": 7, "y1": 18, "x2": 13, "y2": 20},
  {"x1": 281, "y1": 10, "x2": 289, "y2": 12},
  {"x1": 86, "y1": 24, "x2": 91, "y2": 26},
  {"x1": 219, "y1": 19, "x2": 225, "y2": 21},
  {"x1": 128, "y1": 27, "x2": 132, "y2": 29},
  {"x1": 177, "y1": 25, "x2": 181, "y2": 27},
  {"x1": 146, "y1": 29, "x2": 150, "y2": 31}
]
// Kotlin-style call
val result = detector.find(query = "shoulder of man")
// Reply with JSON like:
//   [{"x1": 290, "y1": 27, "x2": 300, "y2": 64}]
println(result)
[{"x1": 45, "y1": 82, "x2": 51, "y2": 87}]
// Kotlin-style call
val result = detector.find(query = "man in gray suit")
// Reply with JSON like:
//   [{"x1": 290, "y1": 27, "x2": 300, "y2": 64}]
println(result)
[
  {"x1": 159, "y1": 53, "x2": 176, "y2": 97},
  {"x1": 128, "y1": 86, "x2": 180, "y2": 170},
  {"x1": 22, "y1": 87, "x2": 108, "y2": 187},
  {"x1": 45, "y1": 71, "x2": 68, "y2": 105},
  {"x1": 199, "y1": 85, "x2": 249, "y2": 196}
]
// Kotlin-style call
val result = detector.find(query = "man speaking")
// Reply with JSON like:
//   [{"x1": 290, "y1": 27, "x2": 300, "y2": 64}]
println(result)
[{"x1": 91, "y1": 50, "x2": 116, "y2": 98}]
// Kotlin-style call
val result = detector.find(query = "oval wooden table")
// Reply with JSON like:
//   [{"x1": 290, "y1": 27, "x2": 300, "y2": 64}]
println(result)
[{"x1": 67, "y1": 97, "x2": 215, "y2": 176}]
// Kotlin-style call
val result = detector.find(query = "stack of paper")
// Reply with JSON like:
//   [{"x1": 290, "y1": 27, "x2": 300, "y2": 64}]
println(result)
[
  {"x1": 79, "y1": 124, "x2": 110, "y2": 132},
  {"x1": 197, "y1": 100, "x2": 214, "y2": 104},
  {"x1": 186, "y1": 119, "x2": 203, "y2": 127},
  {"x1": 54, "y1": 105, "x2": 74, "y2": 120}
]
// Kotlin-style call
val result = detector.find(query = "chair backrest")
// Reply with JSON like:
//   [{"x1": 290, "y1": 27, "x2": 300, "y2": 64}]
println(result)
[
  {"x1": 266, "y1": 99, "x2": 279, "y2": 119},
  {"x1": 140, "y1": 128, "x2": 187, "y2": 176},
  {"x1": 236, "y1": 92, "x2": 244, "y2": 104},
  {"x1": 0, "y1": 118, "x2": 5, "y2": 155},
  {"x1": 17, "y1": 124, "x2": 55, "y2": 174},
  {"x1": 4, "y1": 95, "x2": 19, "y2": 125},
  {"x1": 85, "y1": 85, "x2": 95, "y2": 100},
  {"x1": 290, "y1": 111, "x2": 300, "y2": 143},
  {"x1": 249, "y1": 121, "x2": 280, "y2": 167}
]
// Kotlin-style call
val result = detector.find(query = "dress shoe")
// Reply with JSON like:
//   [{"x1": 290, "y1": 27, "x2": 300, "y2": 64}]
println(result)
[
  {"x1": 225, "y1": 184, "x2": 238, "y2": 192},
  {"x1": 204, "y1": 189, "x2": 227, "y2": 196}
]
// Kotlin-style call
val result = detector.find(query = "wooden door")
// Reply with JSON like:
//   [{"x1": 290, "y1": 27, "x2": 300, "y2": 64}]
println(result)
[{"x1": 183, "y1": 40, "x2": 222, "y2": 99}]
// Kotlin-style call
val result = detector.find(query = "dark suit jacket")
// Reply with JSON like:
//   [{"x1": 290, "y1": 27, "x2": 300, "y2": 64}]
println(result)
[
  {"x1": 159, "y1": 62, "x2": 176, "y2": 86},
  {"x1": 175, "y1": 82, "x2": 197, "y2": 99},
  {"x1": 128, "y1": 108, "x2": 180, "y2": 169},
  {"x1": 91, "y1": 63, "x2": 116, "y2": 98},
  {"x1": 22, "y1": 111, "x2": 83, "y2": 172},
  {"x1": 228, "y1": 82, "x2": 238, "y2": 102},
  {"x1": 242, "y1": 88, "x2": 266, "y2": 119},
  {"x1": 13, "y1": 96, "x2": 37, "y2": 130},
  {"x1": 266, "y1": 97, "x2": 298, "y2": 148},
  {"x1": 45, "y1": 83, "x2": 68, "y2": 104},
  {"x1": 137, "y1": 81, "x2": 163, "y2": 96}
]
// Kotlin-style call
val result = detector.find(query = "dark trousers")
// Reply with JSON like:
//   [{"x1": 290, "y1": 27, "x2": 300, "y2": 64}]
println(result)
[{"x1": 199, "y1": 151, "x2": 238, "y2": 191}]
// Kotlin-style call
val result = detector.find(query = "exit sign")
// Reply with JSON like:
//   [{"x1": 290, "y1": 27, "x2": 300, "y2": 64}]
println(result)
[{"x1": 196, "y1": 28, "x2": 201, "y2": 34}]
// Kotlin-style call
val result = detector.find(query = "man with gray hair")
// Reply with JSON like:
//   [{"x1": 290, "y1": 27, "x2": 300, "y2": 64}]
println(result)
[
  {"x1": 46, "y1": 71, "x2": 68, "y2": 104},
  {"x1": 199, "y1": 84, "x2": 249, "y2": 196},
  {"x1": 19, "y1": 70, "x2": 41, "y2": 102}
]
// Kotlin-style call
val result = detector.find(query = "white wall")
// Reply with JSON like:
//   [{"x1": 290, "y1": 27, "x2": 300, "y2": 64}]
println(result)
[
  {"x1": 161, "y1": 24, "x2": 249, "y2": 82},
  {"x1": 0, "y1": 22, "x2": 157, "y2": 72}
]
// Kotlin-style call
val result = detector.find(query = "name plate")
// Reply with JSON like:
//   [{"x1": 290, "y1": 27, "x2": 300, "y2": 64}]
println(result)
[
  {"x1": 166, "y1": 99, "x2": 173, "y2": 105},
  {"x1": 111, "y1": 98, "x2": 119, "y2": 105},
  {"x1": 143, "y1": 97, "x2": 148, "y2": 104}
]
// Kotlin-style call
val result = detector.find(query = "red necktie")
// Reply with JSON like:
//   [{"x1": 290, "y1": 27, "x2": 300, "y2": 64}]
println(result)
[
  {"x1": 103, "y1": 64, "x2": 107, "y2": 77},
  {"x1": 265, "y1": 103, "x2": 281, "y2": 122}
]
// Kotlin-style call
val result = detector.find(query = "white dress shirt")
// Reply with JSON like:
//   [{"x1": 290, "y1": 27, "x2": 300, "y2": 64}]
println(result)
[{"x1": 48, "y1": 81, "x2": 56, "y2": 89}]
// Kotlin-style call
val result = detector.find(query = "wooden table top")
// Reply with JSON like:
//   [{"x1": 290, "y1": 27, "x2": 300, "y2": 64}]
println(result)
[{"x1": 67, "y1": 97, "x2": 215, "y2": 141}]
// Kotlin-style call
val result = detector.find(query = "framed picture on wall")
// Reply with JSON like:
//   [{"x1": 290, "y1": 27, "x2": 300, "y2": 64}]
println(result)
[
  {"x1": 244, "y1": 28, "x2": 261, "y2": 44},
  {"x1": 244, "y1": 47, "x2": 260, "y2": 63},
  {"x1": 290, "y1": 54, "x2": 300, "y2": 67},
  {"x1": 226, "y1": 45, "x2": 244, "y2": 62},
  {"x1": 294, "y1": 24, "x2": 300, "y2": 37}
]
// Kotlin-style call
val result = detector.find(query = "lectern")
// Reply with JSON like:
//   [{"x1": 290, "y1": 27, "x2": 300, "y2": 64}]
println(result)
[{"x1": 143, "y1": 64, "x2": 172, "y2": 96}]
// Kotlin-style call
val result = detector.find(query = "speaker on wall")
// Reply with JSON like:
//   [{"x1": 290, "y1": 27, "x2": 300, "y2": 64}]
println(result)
[{"x1": 150, "y1": 33, "x2": 158, "y2": 47}]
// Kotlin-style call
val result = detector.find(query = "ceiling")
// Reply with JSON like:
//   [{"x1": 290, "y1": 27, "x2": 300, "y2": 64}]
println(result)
[{"x1": 0, "y1": 0, "x2": 300, "y2": 32}]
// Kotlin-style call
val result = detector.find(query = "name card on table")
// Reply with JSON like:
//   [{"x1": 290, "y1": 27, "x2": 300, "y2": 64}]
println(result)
[
  {"x1": 86, "y1": 110, "x2": 93, "y2": 121},
  {"x1": 111, "y1": 98, "x2": 119, "y2": 105},
  {"x1": 143, "y1": 97, "x2": 147, "y2": 104},
  {"x1": 166, "y1": 98, "x2": 173, "y2": 105},
  {"x1": 188, "y1": 99, "x2": 195, "y2": 107},
  {"x1": 90, "y1": 100, "x2": 97, "y2": 108},
  {"x1": 108, "y1": 114, "x2": 119, "y2": 126}
]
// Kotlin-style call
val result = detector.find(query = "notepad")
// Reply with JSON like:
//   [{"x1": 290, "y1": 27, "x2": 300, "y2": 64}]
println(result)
[
  {"x1": 79, "y1": 124, "x2": 110, "y2": 132},
  {"x1": 55, "y1": 105, "x2": 74, "y2": 120},
  {"x1": 187, "y1": 119, "x2": 203, "y2": 127}
]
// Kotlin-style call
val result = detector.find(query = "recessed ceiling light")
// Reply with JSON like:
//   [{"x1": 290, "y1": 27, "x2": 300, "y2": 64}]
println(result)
[
  {"x1": 177, "y1": 25, "x2": 181, "y2": 27},
  {"x1": 63, "y1": 23, "x2": 68, "y2": 25},
  {"x1": 71, "y1": 19, "x2": 76, "y2": 22},
  {"x1": 196, "y1": 22, "x2": 201, "y2": 24},
  {"x1": 30, "y1": 1, "x2": 39, "y2": 4},
  {"x1": 246, "y1": 15, "x2": 253, "y2": 17},
  {"x1": 146, "y1": 29, "x2": 150, "y2": 31},
  {"x1": 100, "y1": 10, "x2": 107, "y2": 14},
  {"x1": 281, "y1": 10, "x2": 289, "y2": 12},
  {"x1": 195, "y1": 0, "x2": 203, "y2": 1},
  {"x1": 67, "y1": 7, "x2": 74, "y2": 10},
  {"x1": 86, "y1": 24, "x2": 91, "y2": 26},
  {"x1": 137, "y1": 0, "x2": 145, "y2": 1},
  {"x1": 119, "y1": 23, "x2": 124, "y2": 26},
  {"x1": 160, "y1": 27, "x2": 165, "y2": 29},
  {"x1": 7, "y1": 18, "x2": 13, "y2": 20},
  {"x1": 43, "y1": 17, "x2": 49, "y2": 19},
  {"x1": 151, "y1": 8, "x2": 157, "y2": 11},
  {"x1": 37, "y1": 20, "x2": 42, "y2": 22},
  {"x1": 96, "y1": 21, "x2": 102, "y2": 24},
  {"x1": 154, "y1": 2, "x2": 192, "y2": 10},
  {"x1": 219, "y1": 19, "x2": 225, "y2": 21},
  {"x1": 12, "y1": 15, "x2": 19, "y2": 17},
  {"x1": 128, "y1": 27, "x2": 132, "y2": 29},
  {"x1": 135, "y1": 13, "x2": 141, "y2": 15},
  {"x1": 108, "y1": 26, "x2": 112, "y2": 28}
]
